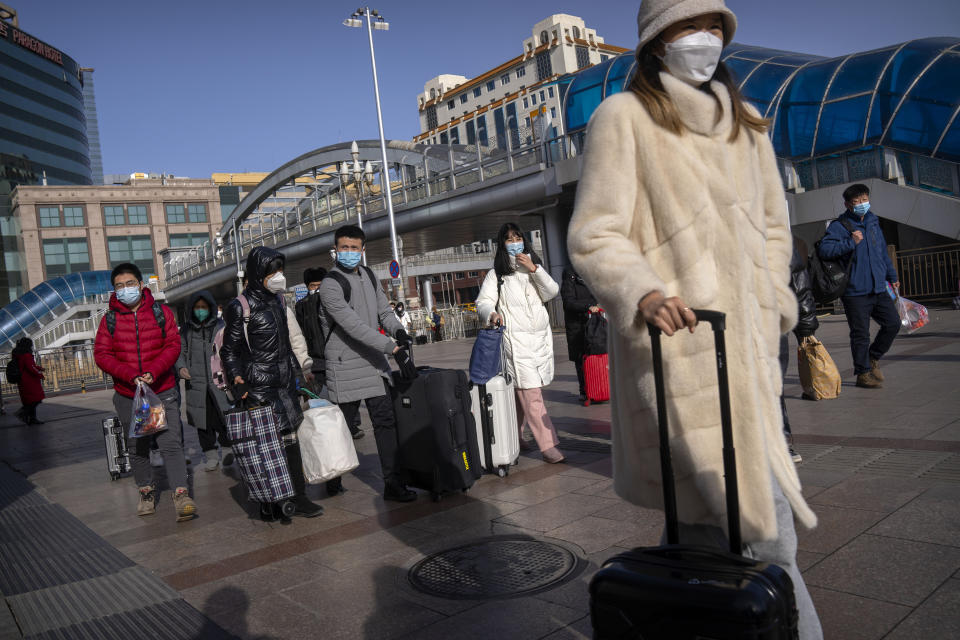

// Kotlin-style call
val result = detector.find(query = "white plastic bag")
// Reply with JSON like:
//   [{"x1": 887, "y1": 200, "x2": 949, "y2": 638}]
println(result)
[{"x1": 298, "y1": 405, "x2": 359, "y2": 483}]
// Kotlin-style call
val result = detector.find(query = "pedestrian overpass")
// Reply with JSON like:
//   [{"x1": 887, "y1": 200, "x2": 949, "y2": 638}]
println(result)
[{"x1": 162, "y1": 37, "x2": 960, "y2": 307}]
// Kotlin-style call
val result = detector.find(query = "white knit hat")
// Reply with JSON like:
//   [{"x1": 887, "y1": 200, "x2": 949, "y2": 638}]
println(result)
[{"x1": 636, "y1": 0, "x2": 737, "y2": 50}]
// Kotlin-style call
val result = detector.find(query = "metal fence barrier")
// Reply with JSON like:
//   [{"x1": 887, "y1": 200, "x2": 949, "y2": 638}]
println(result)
[
  {"x1": 1, "y1": 342, "x2": 112, "y2": 401},
  {"x1": 896, "y1": 243, "x2": 960, "y2": 303}
]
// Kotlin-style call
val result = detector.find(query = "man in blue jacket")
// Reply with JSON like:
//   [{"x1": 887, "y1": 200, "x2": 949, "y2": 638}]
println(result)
[{"x1": 819, "y1": 184, "x2": 900, "y2": 389}]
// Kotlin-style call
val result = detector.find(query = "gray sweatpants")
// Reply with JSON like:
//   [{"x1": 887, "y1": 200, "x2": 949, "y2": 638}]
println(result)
[
  {"x1": 673, "y1": 476, "x2": 823, "y2": 640},
  {"x1": 114, "y1": 387, "x2": 188, "y2": 490}
]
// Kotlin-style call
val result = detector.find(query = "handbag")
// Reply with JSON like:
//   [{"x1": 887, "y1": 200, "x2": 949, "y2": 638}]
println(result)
[
  {"x1": 797, "y1": 336, "x2": 842, "y2": 400},
  {"x1": 297, "y1": 390, "x2": 359, "y2": 483},
  {"x1": 468, "y1": 325, "x2": 504, "y2": 384}
]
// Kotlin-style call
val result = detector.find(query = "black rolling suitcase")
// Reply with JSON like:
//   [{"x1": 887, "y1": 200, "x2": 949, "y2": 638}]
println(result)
[
  {"x1": 391, "y1": 350, "x2": 482, "y2": 501},
  {"x1": 589, "y1": 310, "x2": 799, "y2": 639},
  {"x1": 102, "y1": 415, "x2": 131, "y2": 480}
]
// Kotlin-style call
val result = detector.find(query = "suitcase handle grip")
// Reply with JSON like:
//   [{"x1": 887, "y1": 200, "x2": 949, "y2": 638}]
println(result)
[{"x1": 646, "y1": 309, "x2": 725, "y2": 334}]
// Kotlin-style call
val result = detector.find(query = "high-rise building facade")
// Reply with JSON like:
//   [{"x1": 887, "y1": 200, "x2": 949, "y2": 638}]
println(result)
[
  {"x1": 0, "y1": 5, "x2": 93, "y2": 304},
  {"x1": 80, "y1": 68, "x2": 103, "y2": 185}
]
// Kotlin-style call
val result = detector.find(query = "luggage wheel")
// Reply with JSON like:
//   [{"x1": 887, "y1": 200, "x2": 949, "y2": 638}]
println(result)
[
  {"x1": 279, "y1": 499, "x2": 296, "y2": 518},
  {"x1": 583, "y1": 399, "x2": 591, "y2": 407},
  {"x1": 497, "y1": 465, "x2": 508, "y2": 478},
  {"x1": 110, "y1": 472, "x2": 120, "y2": 481}
]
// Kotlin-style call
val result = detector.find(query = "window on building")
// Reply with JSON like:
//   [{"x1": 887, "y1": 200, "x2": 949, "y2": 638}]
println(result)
[
  {"x1": 459, "y1": 94, "x2": 468, "y2": 104},
  {"x1": 43, "y1": 238, "x2": 90, "y2": 277},
  {"x1": 165, "y1": 204, "x2": 185, "y2": 223},
  {"x1": 425, "y1": 105, "x2": 438, "y2": 130},
  {"x1": 551, "y1": 107, "x2": 557, "y2": 119},
  {"x1": 440, "y1": 131, "x2": 448, "y2": 144},
  {"x1": 515, "y1": 67, "x2": 526, "y2": 79},
  {"x1": 531, "y1": 94, "x2": 537, "y2": 105},
  {"x1": 447, "y1": 100, "x2": 455, "y2": 110},
  {"x1": 573, "y1": 26, "x2": 581, "y2": 39},
  {"x1": 548, "y1": 86, "x2": 555, "y2": 98},
  {"x1": 473, "y1": 87, "x2": 482, "y2": 98},
  {"x1": 455, "y1": 272, "x2": 465, "y2": 280},
  {"x1": 576, "y1": 45, "x2": 590, "y2": 69},
  {"x1": 127, "y1": 204, "x2": 148, "y2": 224},
  {"x1": 540, "y1": 90, "x2": 545, "y2": 102},
  {"x1": 476, "y1": 115, "x2": 488, "y2": 146},
  {"x1": 500, "y1": 74, "x2": 510, "y2": 86},
  {"x1": 486, "y1": 80, "x2": 495, "y2": 92},
  {"x1": 450, "y1": 127, "x2": 460, "y2": 144},
  {"x1": 523, "y1": 97, "x2": 529, "y2": 109},
  {"x1": 38, "y1": 206, "x2": 60, "y2": 227},
  {"x1": 600, "y1": 54, "x2": 609, "y2": 62},
  {"x1": 187, "y1": 203, "x2": 207, "y2": 223},
  {"x1": 103, "y1": 205, "x2": 125, "y2": 226},
  {"x1": 431, "y1": 275, "x2": 441, "y2": 284},
  {"x1": 468, "y1": 271, "x2": 479, "y2": 278},
  {"x1": 62, "y1": 206, "x2": 84, "y2": 227},
  {"x1": 524, "y1": 117, "x2": 531, "y2": 128},
  {"x1": 466, "y1": 120, "x2": 476, "y2": 145},
  {"x1": 108, "y1": 235, "x2": 154, "y2": 275},
  {"x1": 536, "y1": 51, "x2": 553, "y2": 81},
  {"x1": 169, "y1": 233, "x2": 210, "y2": 248},
  {"x1": 539, "y1": 30, "x2": 549, "y2": 45}
]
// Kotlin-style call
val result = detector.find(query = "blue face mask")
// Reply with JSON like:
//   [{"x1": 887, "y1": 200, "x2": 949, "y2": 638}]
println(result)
[
  {"x1": 852, "y1": 201, "x2": 870, "y2": 216},
  {"x1": 116, "y1": 286, "x2": 141, "y2": 306},
  {"x1": 337, "y1": 250, "x2": 362, "y2": 269},
  {"x1": 194, "y1": 308, "x2": 210, "y2": 322},
  {"x1": 505, "y1": 242, "x2": 524, "y2": 257}
]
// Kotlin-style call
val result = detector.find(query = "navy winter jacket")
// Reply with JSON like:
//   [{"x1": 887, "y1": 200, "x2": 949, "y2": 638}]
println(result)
[{"x1": 818, "y1": 209, "x2": 898, "y2": 297}]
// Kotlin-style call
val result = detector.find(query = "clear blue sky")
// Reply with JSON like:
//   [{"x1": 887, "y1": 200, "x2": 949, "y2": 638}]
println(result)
[{"x1": 18, "y1": 0, "x2": 960, "y2": 178}]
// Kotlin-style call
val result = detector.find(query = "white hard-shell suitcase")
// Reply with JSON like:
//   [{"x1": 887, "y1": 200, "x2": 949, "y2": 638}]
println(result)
[
  {"x1": 102, "y1": 415, "x2": 131, "y2": 480},
  {"x1": 470, "y1": 374, "x2": 520, "y2": 477}
]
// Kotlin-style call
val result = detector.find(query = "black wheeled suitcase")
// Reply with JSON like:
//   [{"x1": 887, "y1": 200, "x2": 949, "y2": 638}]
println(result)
[
  {"x1": 391, "y1": 350, "x2": 482, "y2": 501},
  {"x1": 102, "y1": 415, "x2": 131, "y2": 480},
  {"x1": 589, "y1": 310, "x2": 799, "y2": 639}
]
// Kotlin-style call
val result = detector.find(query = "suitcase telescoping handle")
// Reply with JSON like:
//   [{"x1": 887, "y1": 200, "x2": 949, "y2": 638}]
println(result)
[{"x1": 647, "y1": 309, "x2": 741, "y2": 554}]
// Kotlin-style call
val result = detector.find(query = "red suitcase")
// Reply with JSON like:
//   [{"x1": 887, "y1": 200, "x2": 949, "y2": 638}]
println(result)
[{"x1": 583, "y1": 353, "x2": 610, "y2": 405}]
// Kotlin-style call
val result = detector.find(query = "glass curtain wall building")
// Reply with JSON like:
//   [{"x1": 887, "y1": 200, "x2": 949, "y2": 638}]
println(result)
[
  {"x1": 562, "y1": 37, "x2": 960, "y2": 197},
  {"x1": 80, "y1": 68, "x2": 103, "y2": 185},
  {"x1": 0, "y1": 18, "x2": 92, "y2": 304}
]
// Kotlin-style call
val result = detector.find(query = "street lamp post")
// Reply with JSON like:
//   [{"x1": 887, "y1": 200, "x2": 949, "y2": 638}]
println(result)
[{"x1": 344, "y1": 7, "x2": 403, "y2": 300}]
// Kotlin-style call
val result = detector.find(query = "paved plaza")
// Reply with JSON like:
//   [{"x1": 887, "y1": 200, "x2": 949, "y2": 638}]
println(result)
[{"x1": 1, "y1": 310, "x2": 959, "y2": 639}]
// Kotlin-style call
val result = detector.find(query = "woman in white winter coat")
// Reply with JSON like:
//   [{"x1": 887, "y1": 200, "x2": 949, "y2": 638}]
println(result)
[
  {"x1": 568, "y1": 1, "x2": 821, "y2": 638},
  {"x1": 476, "y1": 223, "x2": 563, "y2": 463}
]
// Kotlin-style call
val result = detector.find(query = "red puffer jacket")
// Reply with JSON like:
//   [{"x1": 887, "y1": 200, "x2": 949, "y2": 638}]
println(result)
[{"x1": 94, "y1": 287, "x2": 181, "y2": 398}]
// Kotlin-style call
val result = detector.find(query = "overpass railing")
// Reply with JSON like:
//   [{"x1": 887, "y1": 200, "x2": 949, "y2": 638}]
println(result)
[
  {"x1": 164, "y1": 126, "x2": 576, "y2": 287},
  {"x1": 896, "y1": 243, "x2": 960, "y2": 303}
]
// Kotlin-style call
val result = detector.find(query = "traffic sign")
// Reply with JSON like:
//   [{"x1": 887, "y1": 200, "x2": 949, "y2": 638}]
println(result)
[{"x1": 389, "y1": 260, "x2": 400, "y2": 278}]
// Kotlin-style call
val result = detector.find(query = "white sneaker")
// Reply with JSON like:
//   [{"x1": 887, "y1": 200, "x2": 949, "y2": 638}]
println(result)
[{"x1": 203, "y1": 457, "x2": 219, "y2": 472}]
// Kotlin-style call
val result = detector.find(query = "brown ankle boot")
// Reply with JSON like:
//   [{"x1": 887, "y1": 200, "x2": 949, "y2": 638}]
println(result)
[{"x1": 856, "y1": 372, "x2": 883, "y2": 389}]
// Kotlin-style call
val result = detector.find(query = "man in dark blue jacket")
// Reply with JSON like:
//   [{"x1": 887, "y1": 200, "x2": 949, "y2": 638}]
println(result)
[{"x1": 819, "y1": 184, "x2": 900, "y2": 389}]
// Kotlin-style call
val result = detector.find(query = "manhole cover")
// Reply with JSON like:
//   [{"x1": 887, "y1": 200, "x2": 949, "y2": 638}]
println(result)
[{"x1": 408, "y1": 536, "x2": 580, "y2": 600}]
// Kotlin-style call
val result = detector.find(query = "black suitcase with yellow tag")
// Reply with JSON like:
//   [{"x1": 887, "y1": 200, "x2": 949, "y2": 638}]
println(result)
[{"x1": 391, "y1": 354, "x2": 481, "y2": 502}]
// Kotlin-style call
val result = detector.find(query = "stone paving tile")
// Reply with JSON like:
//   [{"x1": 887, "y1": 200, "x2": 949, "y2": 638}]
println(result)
[
  {"x1": 544, "y1": 516, "x2": 637, "y2": 555},
  {"x1": 398, "y1": 596, "x2": 583, "y2": 640},
  {"x1": 807, "y1": 587, "x2": 911, "y2": 640},
  {"x1": 533, "y1": 545, "x2": 630, "y2": 616},
  {"x1": 796, "y1": 549, "x2": 826, "y2": 572},
  {"x1": 795, "y1": 467, "x2": 855, "y2": 489},
  {"x1": 540, "y1": 614, "x2": 593, "y2": 640},
  {"x1": 800, "y1": 483, "x2": 828, "y2": 500},
  {"x1": 402, "y1": 497, "x2": 526, "y2": 535},
  {"x1": 242, "y1": 506, "x2": 368, "y2": 544},
  {"x1": 885, "y1": 578, "x2": 960, "y2": 640},
  {"x1": 804, "y1": 534, "x2": 960, "y2": 607},
  {"x1": 868, "y1": 484, "x2": 960, "y2": 548},
  {"x1": 797, "y1": 504, "x2": 887, "y2": 555},
  {"x1": 925, "y1": 418, "x2": 960, "y2": 441},
  {"x1": 298, "y1": 525, "x2": 435, "y2": 573},
  {"x1": 493, "y1": 493, "x2": 620, "y2": 533},
  {"x1": 807, "y1": 476, "x2": 931, "y2": 513},
  {"x1": 203, "y1": 591, "x2": 325, "y2": 640},
  {"x1": 280, "y1": 569, "x2": 446, "y2": 640},
  {"x1": 571, "y1": 478, "x2": 615, "y2": 498},
  {"x1": 493, "y1": 474, "x2": 599, "y2": 506}
]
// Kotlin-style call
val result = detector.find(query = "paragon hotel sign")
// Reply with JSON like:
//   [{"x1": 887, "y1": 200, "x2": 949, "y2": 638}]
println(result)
[{"x1": 0, "y1": 21, "x2": 65, "y2": 66}]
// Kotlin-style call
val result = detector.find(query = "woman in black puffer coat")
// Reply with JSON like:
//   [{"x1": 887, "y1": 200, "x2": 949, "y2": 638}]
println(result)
[
  {"x1": 220, "y1": 246, "x2": 322, "y2": 520},
  {"x1": 790, "y1": 237, "x2": 819, "y2": 341}
]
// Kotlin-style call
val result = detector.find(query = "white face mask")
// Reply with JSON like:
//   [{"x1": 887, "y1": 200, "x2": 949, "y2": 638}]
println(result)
[
  {"x1": 266, "y1": 272, "x2": 287, "y2": 294},
  {"x1": 661, "y1": 31, "x2": 723, "y2": 86}
]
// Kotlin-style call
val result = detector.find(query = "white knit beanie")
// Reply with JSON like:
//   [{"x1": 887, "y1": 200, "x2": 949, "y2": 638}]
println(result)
[{"x1": 636, "y1": 0, "x2": 737, "y2": 50}]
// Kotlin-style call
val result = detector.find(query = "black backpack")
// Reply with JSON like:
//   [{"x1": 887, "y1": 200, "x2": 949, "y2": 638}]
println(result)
[
  {"x1": 810, "y1": 218, "x2": 856, "y2": 304},
  {"x1": 104, "y1": 301, "x2": 166, "y2": 338},
  {"x1": 6, "y1": 358, "x2": 21, "y2": 384},
  {"x1": 584, "y1": 312, "x2": 608, "y2": 355}
]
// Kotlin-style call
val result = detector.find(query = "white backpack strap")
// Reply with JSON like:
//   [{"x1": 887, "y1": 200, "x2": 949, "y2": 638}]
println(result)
[{"x1": 237, "y1": 294, "x2": 251, "y2": 347}]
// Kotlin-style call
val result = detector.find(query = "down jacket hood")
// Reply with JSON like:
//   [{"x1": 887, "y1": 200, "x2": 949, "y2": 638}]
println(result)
[
  {"x1": 186, "y1": 289, "x2": 219, "y2": 330},
  {"x1": 245, "y1": 246, "x2": 285, "y2": 295}
]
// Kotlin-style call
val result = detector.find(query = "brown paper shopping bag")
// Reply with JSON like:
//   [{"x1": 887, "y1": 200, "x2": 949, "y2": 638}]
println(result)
[{"x1": 797, "y1": 336, "x2": 842, "y2": 400}]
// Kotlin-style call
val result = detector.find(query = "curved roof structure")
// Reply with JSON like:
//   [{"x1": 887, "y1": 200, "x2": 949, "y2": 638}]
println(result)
[
  {"x1": 0, "y1": 271, "x2": 113, "y2": 346},
  {"x1": 562, "y1": 37, "x2": 960, "y2": 163}
]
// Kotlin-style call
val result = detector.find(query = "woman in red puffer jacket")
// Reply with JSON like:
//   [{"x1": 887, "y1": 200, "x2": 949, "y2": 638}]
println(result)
[{"x1": 13, "y1": 337, "x2": 45, "y2": 424}]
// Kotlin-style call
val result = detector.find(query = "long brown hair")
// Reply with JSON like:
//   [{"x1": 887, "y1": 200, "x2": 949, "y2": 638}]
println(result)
[{"x1": 628, "y1": 40, "x2": 770, "y2": 142}]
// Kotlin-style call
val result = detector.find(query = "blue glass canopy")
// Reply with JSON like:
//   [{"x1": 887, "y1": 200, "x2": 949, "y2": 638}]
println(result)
[
  {"x1": 562, "y1": 37, "x2": 960, "y2": 163},
  {"x1": 0, "y1": 271, "x2": 113, "y2": 346}
]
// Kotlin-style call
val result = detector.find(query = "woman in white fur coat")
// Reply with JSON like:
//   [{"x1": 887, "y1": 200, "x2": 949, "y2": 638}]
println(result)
[
  {"x1": 476, "y1": 223, "x2": 564, "y2": 463},
  {"x1": 568, "y1": 0, "x2": 821, "y2": 637}
]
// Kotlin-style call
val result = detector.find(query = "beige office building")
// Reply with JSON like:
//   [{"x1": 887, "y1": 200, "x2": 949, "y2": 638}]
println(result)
[{"x1": 10, "y1": 178, "x2": 223, "y2": 290}]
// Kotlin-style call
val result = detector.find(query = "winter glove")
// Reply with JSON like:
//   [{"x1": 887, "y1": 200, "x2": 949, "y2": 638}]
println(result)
[{"x1": 395, "y1": 329, "x2": 413, "y2": 349}]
